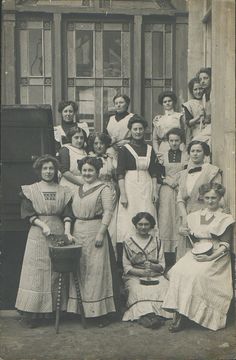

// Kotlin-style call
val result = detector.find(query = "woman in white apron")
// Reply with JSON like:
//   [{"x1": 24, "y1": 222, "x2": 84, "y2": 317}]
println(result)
[
  {"x1": 117, "y1": 115, "x2": 158, "y2": 250},
  {"x1": 163, "y1": 182, "x2": 234, "y2": 332},
  {"x1": 106, "y1": 94, "x2": 134, "y2": 159},
  {"x1": 54, "y1": 100, "x2": 89, "y2": 152},
  {"x1": 152, "y1": 91, "x2": 185, "y2": 160},
  {"x1": 58, "y1": 125, "x2": 89, "y2": 191}
]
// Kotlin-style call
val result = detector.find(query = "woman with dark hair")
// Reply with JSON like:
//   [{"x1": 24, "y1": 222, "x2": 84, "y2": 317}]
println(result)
[
  {"x1": 15, "y1": 155, "x2": 72, "y2": 328},
  {"x1": 88, "y1": 132, "x2": 118, "y2": 250},
  {"x1": 152, "y1": 91, "x2": 185, "y2": 159},
  {"x1": 54, "y1": 100, "x2": 89, "y2": 150},
  {"x1": 158, "y1": 128, "x2": 188, "y2": 266},
  {"x1": 163, "y1": 183, "x2": 234, "y2": 332},
  {"x1": 183, "y1": 77, "x2": 211, "y2": 146},
  {"x1": 58, "y1": 125, "x2": 89, "y2": 190},
  {"x1": 106, "y1": 94, "x2": 134, "y2": 152},
  {"x1": 122, "y1": 212, "x2": 172, "y2": 328},
  {"x1": 65, "y1": 156, "x2": 118, "y2": 326},
  {"x1": 197, "y1": 68, "x2": 212, "y2": 141},
  {"x1": 116, "y1": 114, "x2": 158, "y2": 246},
  {"x1": 177, "y1": 140, "x2": 222, "y2": 257}
]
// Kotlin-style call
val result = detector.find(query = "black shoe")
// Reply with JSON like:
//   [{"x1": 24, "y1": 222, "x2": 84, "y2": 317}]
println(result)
[{"x1": 168, "y1": 312, "x2": 184, "y2": 333}]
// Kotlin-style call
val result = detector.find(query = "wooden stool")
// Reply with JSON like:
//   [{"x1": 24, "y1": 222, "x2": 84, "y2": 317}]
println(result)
[{"x1": 49, "y1": 245, "x2": 86, "y2": 333}]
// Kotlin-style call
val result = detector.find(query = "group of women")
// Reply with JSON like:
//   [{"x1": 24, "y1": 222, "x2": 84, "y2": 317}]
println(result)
[{"x1": 15, "y1": 67, "x2": 235, "y2": 333}]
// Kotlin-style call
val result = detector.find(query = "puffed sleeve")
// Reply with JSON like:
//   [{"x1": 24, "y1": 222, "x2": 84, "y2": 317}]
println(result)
[
  {"x1": 58, "y1": 147, "x2": 70, "y2": 174},
  {"x1": 218, "y1": 225, "x2": 233, "y2": 249},
  {"x1": 62, "y1": 198, "x2": 75, "y2": 222},
  {"x1": 148, "y1": 148, "x2": 158, "y2": 178},
  {"x1": 117, "y1": 146, "x2": 127, "y2": 179},
  {"x1": 122, "y1": 242, "x2": 134, "y2": 275},
  {"x1": 19, "y1": 191, "x2": 37, "y2": 223},
  {"x1": 182, "y1": 105, "x2": 193, "y2": 127},
  {"x1": 101, "y1": 186, "x2": 113, "y2": 226}
]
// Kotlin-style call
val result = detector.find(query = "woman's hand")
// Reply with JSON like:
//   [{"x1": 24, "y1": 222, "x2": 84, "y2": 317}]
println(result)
[
  {"x1": 179, "y1": 225, "x2": 190, "y2": 236},
  {"x1": 95, "y1": 233, "x2": 104, "y2": 248},
  {"x1": 66, "y1": 233, "x2": 76, "y2": 245},
  {"x1": 42, "y1": 224, "x2": 51, "y2": 236},
  {"x1": 116, "y1": 139, "x2": 130, "y2": 147},
  {"x1": 152, "y1": 192, "x2": 158, "y2": 204},
  {"x1": 120, "y1": 194, "x2": 128, "y2": 208},
  {"x1": 194, "y1": 254, "x2": 212, "y2": 262}
]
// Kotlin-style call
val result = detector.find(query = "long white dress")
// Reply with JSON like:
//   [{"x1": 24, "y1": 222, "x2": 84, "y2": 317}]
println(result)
[
  {"x1": 162, "y1": 208, "x2": 235, "y2": 331},
  {"x1": 15, "y1": 183, "x2": 71, "y2": 314}
]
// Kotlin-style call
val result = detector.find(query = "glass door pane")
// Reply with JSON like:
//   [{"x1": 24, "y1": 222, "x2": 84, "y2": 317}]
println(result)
[{"x1": 65, "y1": 20, "x2": 131, "y2": 132}]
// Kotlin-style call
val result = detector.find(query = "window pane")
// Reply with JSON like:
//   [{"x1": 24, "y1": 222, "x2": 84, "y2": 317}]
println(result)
[
  {"x1": 76, "y1": 87, "x2": 94, "y2": 130},
  {"x1": 103, "y1": 31, "x2": 121, "y2": 77},
  {"x1": 152, "y1": 32, "x2": 163, "y2": 78},
  {"x1": 28, "y1": 86, "x2": 44, "y2": 104},
  {"x1": 29, "y1": 29, "x2": 43, "y2": 76},
  {"x1": 76, "y1": 30, "x2": 93, "y2": 77}
]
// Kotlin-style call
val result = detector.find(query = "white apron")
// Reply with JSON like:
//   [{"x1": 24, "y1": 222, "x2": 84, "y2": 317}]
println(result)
[
  {"x1": 117, "y1": 144, "x2": 157, "y2": 243},
  {"x1": 59, "y1": 144, "x2": 87, "y2": 191}
]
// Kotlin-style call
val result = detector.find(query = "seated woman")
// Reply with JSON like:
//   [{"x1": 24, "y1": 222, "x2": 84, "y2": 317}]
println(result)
[
  {"x1": 54, "y1": 100, "x2": 89, "y2": 152},
  {"x1": 65, "y1": 157, "x2": 119, "y2": 327},
  {"x1": 152, "y1": 91, "x2": 185, "y2": 159},
  {"x1": 58, "y1": 125, "x2": 89, "y2": 190},
  {"x1": 163, "y1": 182, "x2": 235, "y2": 332},
  {"x1": 122, "y1": 212, "x2": 172, "y2": 328},
  {"x1": 15, "y1": 155, "x2": 72, "y2": 328},
  {"x1": 88, "y1": 132, "x2": 118, "y2": 250}
]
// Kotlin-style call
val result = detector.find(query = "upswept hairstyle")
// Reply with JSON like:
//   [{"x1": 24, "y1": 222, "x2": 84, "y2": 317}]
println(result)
[
  {"x1": 198, "y1": 182, "x2": 225, "y2": 199},
  {"x1": 197, "y1": 67, "x2": 212, "y2": 79},
  {"x1": 33, "y1": 154, "x2": 59, "y2": 179},
  {"x1": 127, "y1": 114, "x2": 148, "y2": 130},
  {"x1": 113, "y1": 94, "x2": 130, "y2": 107},
  {"x1": 58, "y1": 100, "x2": 78, "y2": 113},
  {"x1": 88, "y1": 132, "x2": 112, "y2": 152},
  {"x1": 166, "y1": 127, "x2": 184, "y2": 142},
  {"x1": 132, "y1": 212, "x2": 156, "y2": 229},
  {"x1": 187, "y1": 140, "x2": 210, "y2": 156},
  {"x1": 66, "y1": 125, "x2": 88, "y2": 144},
  {"x1": 77, "y1": 156, "x2": 103, "y2": 173},
  {"x1": 158, "y1": 91, "x2": 177, "y2": 106}
]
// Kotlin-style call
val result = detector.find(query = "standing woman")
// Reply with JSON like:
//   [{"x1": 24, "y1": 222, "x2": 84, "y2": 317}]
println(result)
[
  {"x1": 54, "y1": 100, "x2": 89, "y2": 151},
  {"x1": 15, "y1": 155, "x2": 72, "y2": 328},
  {"x1": 106, "y1": 94, "x2": 134, "y2": 152},
  {"x1": 152, "y1": 91, "x2": 185, "y2": 159},
  {"x1": 66, "y1": 157, "x2": 118, "y2": 326},
  {"x1": 117, "y1": 114, "x2": 158, "y2": 245},
  {"x1": 158, "y1": 128, "x2": 188, "y2": 266},
  {"x1": 58, "y1": 125, "x2": 89, "y2": 191},
  {"x1": 88, "y1": 132, "x2": 118, "y2": 250},
  {"x1": 177, "y1": 140, "x2": 222, "y2": 257}
]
